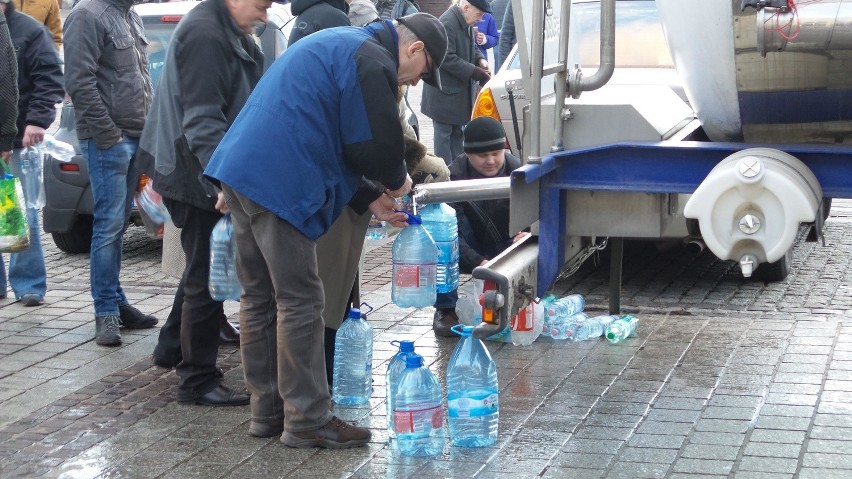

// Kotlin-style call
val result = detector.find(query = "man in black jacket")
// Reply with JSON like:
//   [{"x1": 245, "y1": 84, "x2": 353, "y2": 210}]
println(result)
[
  {"x1": 288, "y1": 0, "x2": 349, "y2": 46},
  {"x1": 433, "y1": 116, "x2": 524, "y2": 335},
  {"x1": 139, "y1": 0, "x2": 272, "y2": 408},
  {"x1": 0, "y1": 9, "x2": 15, "y2": 163},
  {"x1": 0, "y1": 0, "x2": 63, "y2": 306}
]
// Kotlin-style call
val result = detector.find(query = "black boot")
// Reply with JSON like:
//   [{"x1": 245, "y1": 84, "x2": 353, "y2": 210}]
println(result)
[
  {"x1": 324, "y1": 326, "x2": 336, "y2": 388},
  {"x1": 219, "y1": 315, "x2": 240, "y2": 345}
]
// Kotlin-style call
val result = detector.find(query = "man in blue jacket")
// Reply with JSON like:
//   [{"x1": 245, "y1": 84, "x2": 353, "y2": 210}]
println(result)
[{"x1": 205, "y1": 12, "x2": 447, "y2": 448}]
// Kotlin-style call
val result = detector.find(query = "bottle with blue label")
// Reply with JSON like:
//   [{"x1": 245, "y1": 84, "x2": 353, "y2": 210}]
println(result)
[
  {"x1": 386, "y1": 340, "x2": 415, "y2": 439},
  {"x1": 393, "y1": 353, "x2": 445, "y2": 456},
  {"x1": 419, "y1": 202, "x2": 459, "y2": 293},
  {"x1": 447, "y1": 325, "x2": 499, "y2": 447},
  {"x1": 545, "y1": 294, "x2": 585, "y2": 321},
  {"x1": 605, "y1": 315, "x2": 639, "y2": 344},
  {"x1": 574, "y1": 314, "x2": 618, "y2": 341},
  {"x1": 391, "y1": 212, "x2": 438, "y2": 308},
  {"x1": 208, "y1": 214, "x2": 241, "y2": 301},
  {"x1": 19, "y1": 147, "x2": 45, "y2": 209},
  {"x1": 365, "y1": 215, "x2": 387, "y2": 240},
  {"x1": 332, "y1": 306, "x2": 374, "y2": 406}
]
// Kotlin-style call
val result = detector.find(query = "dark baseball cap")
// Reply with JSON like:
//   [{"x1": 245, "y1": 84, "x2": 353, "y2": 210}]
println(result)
[
  {"x1": 396, "y1": 13, "x2": 448, "y2": 90},
  {"x1": 467, "y1": 0, "x2": 493, "y2": 14}
]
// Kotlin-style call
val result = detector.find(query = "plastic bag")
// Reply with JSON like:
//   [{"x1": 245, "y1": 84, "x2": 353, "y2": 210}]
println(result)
[{"x1": 0, "y1": 174, "x2": 30, "y2": 253}]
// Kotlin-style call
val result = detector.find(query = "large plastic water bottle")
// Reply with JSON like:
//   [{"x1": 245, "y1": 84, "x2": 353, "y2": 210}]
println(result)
[
  {"x1": 605, "y1": 315, "x2": 639, "y2": 344},
  {"x1": 447, "y1": 325, "x2": 499, "y2": 447},
  {"x1": 419, "y1": 202, "x2": 459, "y2": 293},
  {"x1": 208, "y1": 214, "x2": 241, "y2": 301},
  {"x1": 391, "y1": 213, "x2": 438, "y2": 308},
  {"x1": 19, "y1": 147, "x2": 45, "y2": 209},
  {"x1": 550, "y1": 312, "x2": 588, "y2": 340},
  {"x1": 365, "y1": 215, "x2": 387, "y2": 240},
  {"x1": 510, "y1": 299, "x2": 544, "y2": 346},
  {"x1": 393, "y1": 353, "x2": 445, "y2": 456},
  {"x1": 332, "y1": 307, "x2": 374, "y2": 406},
  {"x1": 574, "y1": 314, "x2": 618, "y2": 341},
  {"x1": 386, "y1": 340, "x2": 415, "y2": 439},
  {"x1": 38, "y1": 135, "x2": 75, "y2": 162}
]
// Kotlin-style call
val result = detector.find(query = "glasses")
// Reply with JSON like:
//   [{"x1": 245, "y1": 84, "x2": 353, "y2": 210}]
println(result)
[{"x1": 421, "y1": 49, "x2": 433, "y2": 81}]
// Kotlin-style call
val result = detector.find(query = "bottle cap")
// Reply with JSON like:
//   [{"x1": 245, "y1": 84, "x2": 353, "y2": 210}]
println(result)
[
  {"x1": 405, "y1": 353, "x2": 424, "y2": 367},
  {"x1": 348, "y1": 308, "x2": 362, "y2": 319},
  {"x1": 451, "y1": 324, "x2": 474, "y2": 337},
  {"x1": 401, "y1": 210, "x2": 422, "y2": 225},
  {"x1": 391, "y1": 340, "x2": 415, "y2": 353}
]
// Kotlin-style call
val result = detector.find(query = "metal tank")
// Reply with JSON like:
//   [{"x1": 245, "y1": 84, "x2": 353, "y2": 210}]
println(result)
[{"x1": 656, "y1": 0, "x2": 852, "y2": 144}]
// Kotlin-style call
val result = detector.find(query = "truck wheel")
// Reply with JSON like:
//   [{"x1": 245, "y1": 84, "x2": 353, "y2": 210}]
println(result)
[
  {"x1": 51, "y1": 215, "x2": 93, "y2": 254},
  {"x1": 755, "y1": 247, "x2": 792, "y2": 283}
]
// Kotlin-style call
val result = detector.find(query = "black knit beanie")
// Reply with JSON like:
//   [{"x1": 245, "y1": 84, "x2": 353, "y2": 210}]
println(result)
[{"x1": 463, "y1": 117, "x2": 506, "y2": 153}]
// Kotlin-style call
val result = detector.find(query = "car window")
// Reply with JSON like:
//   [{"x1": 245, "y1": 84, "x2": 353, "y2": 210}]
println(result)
[{"x1": 141, "y1": 21, "x2": 179, "y2": 90}]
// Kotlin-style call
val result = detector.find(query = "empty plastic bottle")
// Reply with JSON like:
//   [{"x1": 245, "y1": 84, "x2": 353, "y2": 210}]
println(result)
[
  {"x1": 393, "y1": 353, "x2": 445, "y2": 456},
  {"x1": 386, "y1": 340, "x2": 416, "y2": 439},
  {"x1": 135, "y1": 181, "x2": 171, "y2": 226},
  {"x1": 391, "y1": 213, "x2": 438, "y2": 308},
  {"x1": 510, "y1": 298, "x2": 544, "y2": 346},
  {"x1": 208, "y1": 214, "x2": 241, "y2": 301},
  {"x1": 447, "y1": 325, "x2": 499, "y2": 447},
  {"x1": 574, "y1": 314, "x2": 618, "y2": 341},
  {"x1": 550, "y1": 312, "x2": 588, "y2": 340},
  {"x1": 332, "y1": 307, "x2": 374, "y2": 406},
  {"x1": 605, "y1": 315, "x2": 639, "y2": 344},
  {"x1": 540, "y1": 294, "x2": 559, "y2": 338},
  {"x1": 19, "y1": 147, "x2": 45, "y2": 209},
  {"x1": 419, "y1": 202, "x2": 459, "y2": 293},
  {"x1": 38, "y1": 135, "x2": 75, "y2": 162},
  {"x1": 545, "y1": 294, "x2": 585, "y2": 321},
  {"x1": 365, "y1": 215, "x2": 387, "y2": 240}
]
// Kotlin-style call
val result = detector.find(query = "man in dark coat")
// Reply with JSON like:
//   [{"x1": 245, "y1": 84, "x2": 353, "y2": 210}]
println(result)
[
  {"x1": 288, "y1": 0, "x2": 349, "y2": 47},
  {"x1": 421, "y1": 0, "x2": 491, "y2": 166},
  {"x1": 0, "y1": 0, "x2": 63, "y2": 306},
  {"x1": 139, "y1": 0, "x2": 272, "y2": 408},
  {"x1": 0, "y1": 5, "x2": 16, "y2": 162}
]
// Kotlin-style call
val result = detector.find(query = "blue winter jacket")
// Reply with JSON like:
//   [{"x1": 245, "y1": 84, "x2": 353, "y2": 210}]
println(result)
[{"x1": 204, "y1": 20, "x2": 407, "y2": 240}]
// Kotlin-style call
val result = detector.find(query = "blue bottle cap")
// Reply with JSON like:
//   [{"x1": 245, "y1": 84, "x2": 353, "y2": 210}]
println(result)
[
  {"x1": 451, "y1": 324, "x2": 474, "y2": 337},
  {"x1": 391, "y1": 340, "x2": 415, "y2": 353},
  {"x1": 405, "y1": 353, "x2": 424, "y2": 368},
  {"x1": 400, "y1": 210, "x2": 422, "y2": 225},
  {"x1": 348, "y1": 308, "x2": 362, "y2": 319}
]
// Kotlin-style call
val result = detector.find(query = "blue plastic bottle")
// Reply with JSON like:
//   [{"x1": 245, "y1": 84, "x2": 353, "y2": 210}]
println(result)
[
  {"x1": 365, "y1": 215, "x2": 387, "y2": 240},
  {"x1": 386, "y1": 340, "x2": 416, "y2": 439},
  {"x1": 39, "y1": 134, "x2": 75, "y2": 163},
  {"x1": 447, "y1": 325, "x2": 499, "y2": 447},
  {"x1": 332, "y1": 307, "x2": 374, "y2": 406},
  {"x1": 391, "y1": 213, "x2": 438, "y2": 308},
  {"x1": 419, "y1": 203, "x2": 459, "y2": 293},
  {"x1": 208, "y1": 214, "x2": 241, "y2": 301},
  {"x1": 393, "y1": 353, "x2": 445, "y2": 456},
  {"x1": 605, "y1": 315, "x2": 639, "y2": 344},
  {"x1": 574, "y1": 314, "x2": 618, "y2": 341},
  {"x1": 19, "y1": 147, "x2": 45, "y2": 209}
]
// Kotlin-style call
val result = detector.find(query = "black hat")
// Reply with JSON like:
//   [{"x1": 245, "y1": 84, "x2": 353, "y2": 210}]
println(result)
[
  {"x1": 464, "y1": 117, "x2": 506, "y2": 153},
  {"x1": 466, "y1": 0, "x2": 493, "y2": 14},
  {"x1": 396, "y1": 13, "x2": 448, "y2": 90}
]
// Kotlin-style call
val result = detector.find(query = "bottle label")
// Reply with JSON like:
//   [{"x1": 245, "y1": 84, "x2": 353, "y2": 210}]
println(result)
[
  {"x1": 511, "y1": 305, "x2": 535, "y2": 332},
  {"x1": 447, "y1": 390, "x2": 499, "y2": 417},
  {"x1": 394, "y1": 263, "x2": 436, "y2": 288},
  {"x1": 393, "y1": 404, "x2": 443, "y2": 434}
]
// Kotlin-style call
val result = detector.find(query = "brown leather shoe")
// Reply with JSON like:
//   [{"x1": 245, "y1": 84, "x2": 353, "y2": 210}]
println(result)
[
  {"x1": 280, "y1": 416, "x2": 371, "y2": 449},
  {"x1": 220, "y1": 317, "x2": 240, "y2": 345},
  {"x1": 433, "y1": 308, "x2": 460, "y2": 337}
]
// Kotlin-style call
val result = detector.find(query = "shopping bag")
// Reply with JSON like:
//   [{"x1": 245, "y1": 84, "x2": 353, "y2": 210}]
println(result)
[{"x1": 0, "y1": 173, "x2": 30, "y2": 253}]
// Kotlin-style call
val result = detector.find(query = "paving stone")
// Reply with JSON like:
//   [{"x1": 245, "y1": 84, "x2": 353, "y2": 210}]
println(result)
[
  {"x1": 671, "y1": 458, "x2": 733, "y2": 475},
  {"x1": 681, "y1": 444, "x2": 740, "y2": 461},
  {"x1": 626, "y1": 433, "x2": 686, "y2": 449},
  {"x1": 737, "y1": 456, "x2": 799, "y2": 474},
  {"x1": 617, "y1": 446, "x2": 678, "y2": 464},
  {"x1": 688, "y1": 431, "x2": 746, "y2": 446},
  {"x1": 742, "y1": 442, "x2": 801, "y2": 458}
]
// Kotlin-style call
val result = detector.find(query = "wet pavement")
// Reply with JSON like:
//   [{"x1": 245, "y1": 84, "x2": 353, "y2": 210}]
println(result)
[{"x1": 1, "y1": 86, "x2": 852, "y2": 477}]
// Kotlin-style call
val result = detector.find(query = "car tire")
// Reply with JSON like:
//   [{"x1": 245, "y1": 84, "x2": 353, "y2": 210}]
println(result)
[
  {"x1": 51, "y1": 215, "x2": 93, "y2": 254},
  {"x1": 754, "y1": 246, "x2": 792, "y2": 283}
]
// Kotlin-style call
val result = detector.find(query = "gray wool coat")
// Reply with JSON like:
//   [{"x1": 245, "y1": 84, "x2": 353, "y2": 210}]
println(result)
[{"x1": 420, "y1": 4, "x2": 484, "y2": 126}]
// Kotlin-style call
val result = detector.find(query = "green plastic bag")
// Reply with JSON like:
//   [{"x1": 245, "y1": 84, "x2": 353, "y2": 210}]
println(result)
[{"x1": 0, "y1": 173, "x2": 30, "y2": 253}]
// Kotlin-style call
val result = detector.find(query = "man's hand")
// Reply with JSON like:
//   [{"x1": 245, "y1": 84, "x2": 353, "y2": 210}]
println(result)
[
  {"x1": 1, "y1": 150, "x2": 10, "y2": 163},
  {"x1": 215, "y1": 191, "x2": 230, "y2": 214},
  {"x1": 387, "y1": 173, "x2": 412, "y2": 199},
  {"x1": 475, "y1": 31, "x2": 486, "y2": 45},
  {"x1": 512, "y1": 231, "x2": 530, "y2": 243},
  {"x1": 368, "y1": 193, "x2": 408, "y2": 228},
  {"x1": 471, "y1": 66, "x2": 491, "y2": 87},
  {"x1": 22, "y1": 125, "x2": 46, "y2": 148}
]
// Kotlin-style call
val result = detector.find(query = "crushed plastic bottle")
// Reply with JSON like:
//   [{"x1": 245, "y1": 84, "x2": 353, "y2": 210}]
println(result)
[
  {"x1": 38, "y1": 135, "x2": 75, "y2": 163},
  {"x1": 574, "y1": 314, "x2": 618, "y2": 341},
  {"x1": 19, "y1": 147, "x2": 45, "y2": 209},
  {"x1": 135, "y1": 181, "x2": 171, "y2": 226},
  {"x1": 419, "y1": 202, "x2": 459, "y2": 294},
  {"x1": 332, "y1": 306, "x2": 374, "y2": 406},
  {"x1": 208, "y1": 214, "x2": 241, "y2": 301},
  {"x1": 391, "y1": 212, "x2": 438, "y2": 308},
  {"x1": 393, "y1": 353, "x2": 445, "y2": 456},
  {"x1": 605, "y1": 315, "x2": 639, "y2": 344},
  {"x1": 386, "y1": 340, "x2": 416, "y2": 439},
  {"x1": 365, "y1": 215, "x2": 387, "y2": 240},
  {"x1": 447, "y1": 325, "x2": 499, "y2": 447}
]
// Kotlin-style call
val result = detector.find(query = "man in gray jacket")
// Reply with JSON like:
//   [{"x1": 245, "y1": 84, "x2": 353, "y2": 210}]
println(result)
[
  {"x1": 0, "y1": 11, "x2": 16, "y2": 162},
  {"x1": 64, "y1": 0, "x2": 158, "y2": 346},
  {"x1": 421, "y1": 0, "x2": 491, "y2": 166}
]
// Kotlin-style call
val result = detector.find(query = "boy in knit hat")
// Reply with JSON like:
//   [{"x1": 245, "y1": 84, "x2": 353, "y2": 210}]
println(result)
[{"x1": 433, "y1": 116, "x2": 526, "y2": 336}]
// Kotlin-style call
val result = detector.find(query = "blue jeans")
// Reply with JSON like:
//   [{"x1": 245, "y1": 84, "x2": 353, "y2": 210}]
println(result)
[
  {"x1": 0, "y1": 149, "x2": 47, "y2": 299},
  {"x1": 81, "y1": 137, "x2": 138, "y2": 317}
]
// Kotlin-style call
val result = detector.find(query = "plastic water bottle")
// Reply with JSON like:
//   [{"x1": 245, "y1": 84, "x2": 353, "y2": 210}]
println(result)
[
  {"x1": 393, "y1": 353, "x2": 445, "y2": 456},
  {"x1": 208, "y1": 214, "x2": 241, "y2": 301},
  {"x1": 386, "y1": 340, "x2": 416, "y2": 439},
  {"x1": 510, "y1": 299, "x2": 544, "y2": 346},
  {"x1": 391, "y1": 213, "x2": 438, "y2": 308},
  {"x1": 135, "y1": 181, "x2": 171, "y2": 225},
  {"x1": 605, "y1": 315, "x2": 639, "y2": 344},
  {"x1": 19, "y1": 147, "x2": 45, "y2": 209},
  {"x1": 38, "y1": 135, "x2": 75, "y2": 162},
  {"x1": 540, "y1": 295, "x2": 558, "y2": 338},
  {"x1": 574, "y1": 314, "x2": 618, "y2": 341},
  {"x1": 332, "y1": 307, "x2": 374, "y2": 406},
  {"x1": 365, "y1": 215, "x2": 387, "y2": 240},
  {"x1": 447, "y1": 325, "x2": 499, "y2": 446},
  {"x1": 545, "y1": 294, "x2": 585, "y2": 321},
  {"x1": 550, "y1": 312, "x2": 588, "y2": 340},
  {"x1": 419, "y1": 203, "x2": 459, "y2": 294}
]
